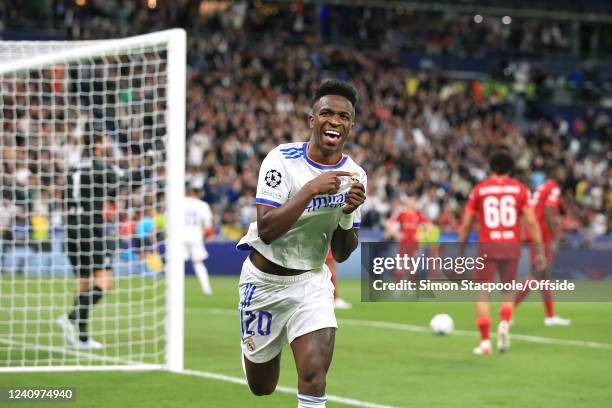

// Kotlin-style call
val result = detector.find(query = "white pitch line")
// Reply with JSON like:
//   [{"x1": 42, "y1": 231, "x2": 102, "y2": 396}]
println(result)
[
  {"x1": 339, "y1": 319, "x2": 612, "y2": 350},
  {"x1": 0, "y1": 338, "x2": 399, "y2": 407},
  {"x1": 0, "y1": 337, "x2": 140, "y2": 364},
  {"x1": 198, "y1": 307, "x2": 612, "y2": 351},
  {"x1": 178, "y1": 369, "x2": 399, "y2": 408},
  {"x1": 0, "y1": 337, "x2": 163, "y2": 371}
]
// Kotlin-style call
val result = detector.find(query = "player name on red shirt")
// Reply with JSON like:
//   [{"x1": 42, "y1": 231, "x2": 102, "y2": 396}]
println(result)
[{"x1": 466, "y1": 175, "x2": 531, "y2": 244}]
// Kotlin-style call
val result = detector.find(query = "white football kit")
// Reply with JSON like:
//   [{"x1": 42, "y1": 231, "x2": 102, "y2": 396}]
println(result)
[
  {"x1": 237, "y1": 142, "x2": 367, "y2": 363},
  {"x1": 184, "y1": 196, "x2": 213, "y2": 262}
]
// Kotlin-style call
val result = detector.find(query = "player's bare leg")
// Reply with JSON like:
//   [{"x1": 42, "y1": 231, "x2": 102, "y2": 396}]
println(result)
[
  {"x1": 495, "y1": 259, "x2": 516, "y2": 352},
  {"x1": 539, "y1": 266, "x2": 570, "y2": 326},
  {"x1": 291, "y1": 328, "x2": 335, "y2": 407},
  {"x1": 243, "y1": 353, "x2": 281, "y2": 396},
  {"x1": 497, "y1": 295, "x2": 513, "y2": 352},
  {"x1": 515, "y1": 260, "x2": 570, "y2": 326},
  {"x1": 327, "y1": 253, "x2": 350, "y2": 309},
  {"x1": 474, "y1": 293, "x2": 492, "y2": 355},
  {"x1": 514, "y1": 251, "x2": 544, "y2": 309},
  {"x1": 94, "y1": 269, "x2": 113, "y2": 292}
]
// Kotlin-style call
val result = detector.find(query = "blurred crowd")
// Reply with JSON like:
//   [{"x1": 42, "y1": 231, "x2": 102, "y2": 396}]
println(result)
[
  {"x1": 1, "y1": 47, "x2": 168, "y2": 265},
  {"x1": 5, "y1": 1, "x2": 612, "y2": 58},
  {"x1": 184, "y1": 33, "x2": 610, "y2": 240},
  {"x1": 0, "y1": 0, "x2": 610, "y2": 256}
]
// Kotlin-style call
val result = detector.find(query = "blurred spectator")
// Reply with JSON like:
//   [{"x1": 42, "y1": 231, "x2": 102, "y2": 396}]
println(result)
[{"x1": 1, "y1": 0, "x2": 610, "y2": 249}]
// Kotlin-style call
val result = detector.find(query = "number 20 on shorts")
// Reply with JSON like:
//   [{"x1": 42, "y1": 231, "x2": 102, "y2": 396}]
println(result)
[
  {"x1": 240, "y1": 310, "x2": 272, "y2": 336},
  {"x1": 239, "y1": 283, "x2": 272, "y2": 336}
]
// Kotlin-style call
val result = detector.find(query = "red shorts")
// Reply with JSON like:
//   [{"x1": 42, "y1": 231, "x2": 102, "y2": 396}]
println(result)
[
  {"x1": 472, "y1": 258, "x2": 519, "y2": 284},
  {"x1": 477, "y1": 242, "x2": 521, "y2": 260},
  {"x1": 529, "y1": 242, "x2": 553, "y2": 267},
  {"x1": 398, "y1": 242, "x2": 419, "y2": 256}
]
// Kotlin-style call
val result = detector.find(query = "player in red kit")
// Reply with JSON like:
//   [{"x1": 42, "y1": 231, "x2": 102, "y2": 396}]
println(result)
[
  {"x1": 459, "y1": 150, "x2": 546, "y2": 355},
  {"x1": 325, "y1": 250, "x2": 352, "y2": 310},
  {"x1": 514, "y1": 168, "x2": 571, "y2": 326},
  {"x1": 386, "y1": 196, "x2": 430, "y2": 281}
]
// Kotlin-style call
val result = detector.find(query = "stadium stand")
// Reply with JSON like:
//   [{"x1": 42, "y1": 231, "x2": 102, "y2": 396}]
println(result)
[{"x1": 1, "y1": 0, "x2": 610, "y2": 272}]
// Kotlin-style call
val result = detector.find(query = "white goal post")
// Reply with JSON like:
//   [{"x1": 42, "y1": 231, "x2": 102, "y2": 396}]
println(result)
[{"x1": 0, "y1": 29, "x2": 186, "y2": 372}]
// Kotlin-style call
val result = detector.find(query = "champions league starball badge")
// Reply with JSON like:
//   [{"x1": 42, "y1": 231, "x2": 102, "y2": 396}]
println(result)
[{"x1": 264, "y1": 169, "x2": 282, "y2": 188}]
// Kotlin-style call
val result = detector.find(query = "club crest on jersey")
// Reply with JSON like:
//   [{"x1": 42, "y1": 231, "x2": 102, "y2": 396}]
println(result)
[
  {"x1": 243, "y1": 335, "x2": 256, "y2": 351},
  {"x1": 265, "y1": 169, "x2": 282, "y2": 188}
]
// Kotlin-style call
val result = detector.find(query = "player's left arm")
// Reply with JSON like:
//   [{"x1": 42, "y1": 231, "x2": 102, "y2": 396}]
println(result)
[
  {"x1": 331, "y1": 227, "x2": 359, "y2": 263},
  {"x1": 544, "y1": 206, "x2": 556, "y2": 238},
  {"x1": 523, "y1": 206, "x2": 546, "y2": 271},
  {"x1": 106, "y1": 164, "x2": 128, "y2": 205},
  {"x1": 330, "y1": 179, "x2": 366, "y2": 262},
  {"x1": 544, "y1": 186, "x2": 561, "y2": 250},
  {"x1": 419, "y1": 212, "x2": 432, "y2": 229},
  {"x1": 458, "y1": 189, "x2": 477, "y2": 256}
]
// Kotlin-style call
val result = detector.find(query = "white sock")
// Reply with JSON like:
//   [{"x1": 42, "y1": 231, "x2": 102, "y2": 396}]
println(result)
[
  {"x1": 193, "y1": 261, "x2": 212, "y2": 295},
  {"x1": 297, "y1": 393, "x2": 327, "y2": 407}
]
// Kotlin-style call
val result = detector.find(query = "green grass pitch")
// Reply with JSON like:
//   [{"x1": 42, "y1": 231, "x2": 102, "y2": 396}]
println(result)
[{"x1": 1, "y1": 276, "x2": 611, "y2": 407}]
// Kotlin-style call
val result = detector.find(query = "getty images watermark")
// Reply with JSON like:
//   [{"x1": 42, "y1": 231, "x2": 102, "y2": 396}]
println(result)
[{"x1": 360, "y1": 243, "x2": 611, "y2": 302}]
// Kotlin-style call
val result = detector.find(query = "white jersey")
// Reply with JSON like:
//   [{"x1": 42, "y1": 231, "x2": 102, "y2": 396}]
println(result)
[
  {"x1": 184, "y1": 196, "x2": 213, "y2": 244},
  {"x1": 237, "y1": 142, "x2": 367, "y2": 270}
]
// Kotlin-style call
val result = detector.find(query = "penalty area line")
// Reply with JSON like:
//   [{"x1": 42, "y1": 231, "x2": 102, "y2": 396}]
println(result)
[
  {"x1": 338, "y1": 318, "x2": 612, "y2": 351},
  {"x1": 178, "y1": 369, "x2": 399, "y2": 408},
  {"x1": 198, "y1": 307, "x2": 612, "y2": 351}
]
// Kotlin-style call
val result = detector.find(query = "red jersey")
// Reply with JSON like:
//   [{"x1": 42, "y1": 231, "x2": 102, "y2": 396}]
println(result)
[
  {"x1": 465, "y1": 175, "x2": 531, "y2": 243},
  {"x1": 392, "y1": 210, "x2": 428, "y2": 243},
  {"x1": 528, "y1": 179, "x2": 561, "y2": 242}
]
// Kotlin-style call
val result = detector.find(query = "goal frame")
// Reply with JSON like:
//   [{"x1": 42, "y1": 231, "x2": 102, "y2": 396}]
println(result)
[{"x1": 0, "y1": 29, "x2": 186, "y2": 373}]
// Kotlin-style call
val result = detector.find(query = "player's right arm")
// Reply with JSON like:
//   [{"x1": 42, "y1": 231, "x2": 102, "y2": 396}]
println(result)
[
  {"x1": 519, "y1": 184, "x2": 546, "y2": 270},
  {"x1": 544, "y1": 205, "x2": 558, "y2": 252},
  {"x1": 201, "y1": 202, "x2": 214, "y2": 238},
  {"x1": 544, "y1": 185, "x2": 561, "y2": 252},
  {"x1": 257, "y1": 171, "x2": 352, "y2": 245},
  {"x1": 457, "y1": 211, "x2": 475, "y2": 257}
]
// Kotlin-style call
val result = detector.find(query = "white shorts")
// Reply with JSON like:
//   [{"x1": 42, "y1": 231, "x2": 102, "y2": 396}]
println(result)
[
  {"x1": 183, "y1": 242, "x2": 208, "y2": 262},
  {"x1": 238, "y1": 256, "x2": 337, "y2": 364}
]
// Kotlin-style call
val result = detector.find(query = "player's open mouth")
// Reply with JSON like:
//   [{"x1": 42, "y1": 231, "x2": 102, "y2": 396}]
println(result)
[{"x1": 323, "y1": 130, "x2": 342, "y2": 145}]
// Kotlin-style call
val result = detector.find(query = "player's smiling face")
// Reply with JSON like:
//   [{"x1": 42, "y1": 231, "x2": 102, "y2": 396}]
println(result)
[{"x1": 309, "y1": 95, "x2": 354, "y2": 158}]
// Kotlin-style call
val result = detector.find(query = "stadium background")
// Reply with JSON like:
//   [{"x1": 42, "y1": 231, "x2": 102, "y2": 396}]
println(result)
[
  {"x1": 2, "y1": 0, "x2": 610, "y2": 262},
  {"x1": 1, "y1": 1, "x2": 611, "y2": 407}
]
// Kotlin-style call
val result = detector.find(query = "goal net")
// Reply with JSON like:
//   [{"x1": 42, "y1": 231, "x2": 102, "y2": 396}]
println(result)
[{"x1": 0, "y1": 29, "x2": 185, "y2": 372}]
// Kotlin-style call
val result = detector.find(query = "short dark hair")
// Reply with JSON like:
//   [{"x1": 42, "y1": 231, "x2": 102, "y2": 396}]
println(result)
[
  {"x1": 187, "y1": 185, "x2": 201, "y2": 196},
  {"x1": 489, "y1": 149, "x2": 515, "y2": 175},
  {"x1": 314, "y1": 79, "x2": 358, "y2": 108}
]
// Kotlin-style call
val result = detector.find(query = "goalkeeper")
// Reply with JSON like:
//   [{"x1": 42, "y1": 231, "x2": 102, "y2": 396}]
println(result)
[{"x1": 57, "y1": 131, "x2": 126, "y2": 350}]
